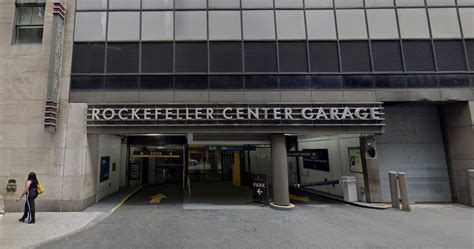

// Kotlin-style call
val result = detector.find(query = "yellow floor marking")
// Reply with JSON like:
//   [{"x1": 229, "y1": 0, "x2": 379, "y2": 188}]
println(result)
[
  {"x1": 149, "y1": 193, "x2": 167, "y2": 204},
  {"x1": 110, "y1": 186, "x2": 143, "y2": 213},
  {"x1": 290, "y1": 194, "x2": 310, "y2": 203}
]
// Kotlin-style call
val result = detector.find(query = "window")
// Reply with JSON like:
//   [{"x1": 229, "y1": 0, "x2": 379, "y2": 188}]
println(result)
[
  {"x1": 14, "y1": 5, "x2": 45, "y2": 44},
  {"x1": 403, "y1": 40, "x2": 435, "y2": 71},
  {"x1": 340, "y1": 41, "x2": 371, "y2": 72},
  {"x1": 106, "y1": 43, "x2": 139, "y2": 73},
  {"x1": 141, "y1": 42, "x2": 173, "y2": 73},
  {"x1": 309, "y1": 41, "x2": 340, "y2": 72},
  {"x1": 371, "y1": 41, "x2": 403, "y2": 72},
  {"x1": 72, "y1": 43, "x2": 106, "y2": 73},
  {"x1": 175, "y1": 42, "x2": 208, "y2": 72},
  {"x1": 278, "y1": 42, "x2": 308, "y2": 72},
  {"x1": 434, "y1": 40, "x2": 467, "y2": 71},
  {"x1": 210, "y1": 42, "x2": 243, "y2": 72},
  {"x1": 244, "y1": 42, "x2": 277, "y2": 72}
]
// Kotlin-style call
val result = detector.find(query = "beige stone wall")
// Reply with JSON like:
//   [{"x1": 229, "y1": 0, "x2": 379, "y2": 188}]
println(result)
[
  {"x1": 440, "y1": 101, "x2": 474, "y2": 205},
  {"x1": 0, "y1": 0, "x2": 90, "y2": 211}
]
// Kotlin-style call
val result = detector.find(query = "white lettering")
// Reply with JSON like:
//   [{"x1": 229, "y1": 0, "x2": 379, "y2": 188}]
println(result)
[
  {"x1": 195, "y1": 108, "x2": 203, "y2": 120},
  {"x1": 223, "y1": 108, "x2": 233, "y2": 119},
  {"x1": 154, "y1": 108, "x2": 162, "y2": 120},
  {"x1": 165, "y1": 108, "x2": 173, "y2": 120},
  {"x1": 92, "y1": 108, "x2": 100, "y2": 120},
  {"x1": 355, "y1": 108, "x2": 369, "y2": 120},
  {"x1": 118, "y1": 108, "x2": 129, "y2": 120},
  {"x1": 262, "y1": 108, "x2": 270, "y2": 119},
  {"x1": 315, "y1": 107, "x2": 328, "y2": 120},
  {"x1": 301, "y1": 108, "x2": 314, "y2": 120},
  {"x1": 273, "y1": 108, "x2": 282, "y2": 120},
  {"x1": 206, "y1": 108, "x2": 214, "y2": 119},
  {"x1": 329, "y1": 108, "x2": 341, "y2": 120},
  {"x1": 370, "y1": 107, "x2": 383, "y2": 120},
  {"x1": 102, "y1": 108, "x2": 115, "y2": 120},
  {"x1": 341, "y1": 107, "x2": 354, "y2": 120},
  {"x1": 131, "y1": 108, "x2": 140, "y2": 120},
  {"x1": 284, "y1": 108, "x2": 293, "y2": 120},
  {"x1": 186, "y1": 108, "x2": 191, "y2": 120},
  {"x1": 248, "y1": 108, "x2": 259, "y2": 120},
  {"x1": 236, "y1": 108, "x2": 244, "y2": 120},
  {"x1": 143, "y1": 108, "x2": 152, "y2": 120},
  {"x1": 176, "y1": 108, "x2": 183, "y2": 120}
]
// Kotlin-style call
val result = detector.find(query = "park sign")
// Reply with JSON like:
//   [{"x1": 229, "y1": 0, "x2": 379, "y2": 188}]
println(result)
[{"x1": 86, "y1": 103, "x2": 384, "y2": 127}]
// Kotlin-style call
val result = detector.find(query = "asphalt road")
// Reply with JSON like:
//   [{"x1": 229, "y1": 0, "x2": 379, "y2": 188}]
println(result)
[{"x1": 38, "y1": 186, "x2": 474, "y2": 249}]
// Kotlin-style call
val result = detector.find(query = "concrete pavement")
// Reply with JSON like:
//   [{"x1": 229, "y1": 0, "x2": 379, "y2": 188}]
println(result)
[{"x1": 0, "y1": 212, "x2": 104, "y2": 249}]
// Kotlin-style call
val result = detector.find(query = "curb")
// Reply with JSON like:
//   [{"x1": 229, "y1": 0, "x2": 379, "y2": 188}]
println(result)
[{"x1": 28, "y1": 212, "x2": 111, "y2": 249}]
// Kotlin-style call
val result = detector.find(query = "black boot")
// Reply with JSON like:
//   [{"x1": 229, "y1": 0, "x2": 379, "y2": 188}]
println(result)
[
  {"x1": 27, "y1": 220, "x2": 35, "y2": 224},
  {"x1": 18, "y1": 218, "x2": 25, "y2": 222}
]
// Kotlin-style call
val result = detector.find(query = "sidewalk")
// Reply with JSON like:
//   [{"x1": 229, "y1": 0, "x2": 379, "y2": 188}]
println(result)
[{"x1": 0, "y1": 212, "x2": 104, "y2": 249}]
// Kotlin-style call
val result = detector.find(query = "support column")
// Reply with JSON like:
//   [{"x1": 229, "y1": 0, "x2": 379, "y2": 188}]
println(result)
[
  {"x1": 270, "y1": 135, "x2": 295, "y2": 210},
  {"x1": 360, "y1": 136, "x2": 383, "y2": 203}
]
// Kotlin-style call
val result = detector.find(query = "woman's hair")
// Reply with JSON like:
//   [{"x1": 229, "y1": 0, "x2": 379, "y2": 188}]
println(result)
[{"x1": 27, "y1": 172, "x2": 38, "y2": 183}]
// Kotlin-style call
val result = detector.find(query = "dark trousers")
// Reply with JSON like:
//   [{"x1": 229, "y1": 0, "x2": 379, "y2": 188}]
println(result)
[{"x1": 21, "y1": 190, "x2": 37, "y2": 222}]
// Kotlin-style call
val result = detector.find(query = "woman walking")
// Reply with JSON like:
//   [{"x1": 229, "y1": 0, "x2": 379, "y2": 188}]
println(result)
[{"x1": 16, "y1": 172, "x2": 39, "y2": 224}]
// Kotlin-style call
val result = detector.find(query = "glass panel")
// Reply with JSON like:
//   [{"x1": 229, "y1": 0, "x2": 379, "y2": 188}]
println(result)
[
  {"x1": 17, "y1": 7, "x2": 31, "y2": 25},
  {"x1": 398, "y1": 9, "x2": 430, "y2": 39},
  {"x1": 209, "y1": 76, "x2": 244, "y2": 89},
  {"x1": 406, "y1": 75, "x2": 439, "y2": 88},
  {"x1": 105, "y1": 76, "x2": 139, "y2": 90},
  {"x1": 242, "y1": 0, "x2": 274, "y2": 8},
  {"x1": 70, "y1": 76, "x2": 105, "y2": 91},
  {"x1": 141, "y1": 42, "x2": 173, "y2": 73},
  {"x1": 334, "y1": 0, "x2": 364, "y2": 7},
  {"x1": 396, "y1": 0, "x2": 425, "y2": 6},
  {"x1": 371, "y1": 41, "x2": 403, "y2": 72},
  {"x1": 106, "y1": 43, "x2": 139, "y2": 73},
  {"x1": 209, "y1": 11, "x2": 242, "y2": 41},
  {"x1": 279, "y1": 75, "x2": 311, "y2": 89},
  {"x1": 30, "y1": 7, "x2": 45, "y2": 25},
  {"x1": 109, "y1": 0, "x2": 141, "y2": 9},
  {"x1": 460, "y1": 8, "x2": 474, "y2": 38},
  {"x1": 311, "y1": 75, "x2": 343, "y2": 89},
  {"x1": 108, "y1": 12, "x2": 140, "y2": 41},
  {"x1": 142, "y1": 0, "x2": 174, "y2": 9},
  {"x1": 209, "y1": 42, "x2": 243, "y2": 72},
  {"x1": 142, "y1": 11, "x2": 174, "y2": 41},
  {"x1": 174, "y1": 76, "x2": 209, "y2": 89},
  {"x1": 374, "y1": 75, "x2": 407, "y2": 88},
  {"x1": 438, "y1": 75, "x2": 470, "y2": 87},
  {"x1": 175, "y1": 42, "x2": 208, "y2": 72},
  {"x1": 365, "y1": 0, "x2": 394, "y2": 7},
  {"x1": 275, "y1": 0, "x2": 303, "y2": 8},
  {"x1": 76, "y1": 0, "x2": 108, "y2": 10},
  {"x1": 367, "y1": 9, "x2": 399, "y2": 39},
  {"x1": 466, "y1": 40, "x2": 474, "y2": 70},
  {"x1": 458, "y1": 0, "x2": 474, "y2": 5},
  {"x1": 340, "y1": 41, "x2": 371, "y2": 72},
  {"x1": 429, "y1": 8, "x2": 461, "y2": 38},
  {"x1": 427, "y1": 0, "x2": 455, "y2": 6},
  {"x1": 175, "y1": 0, "x2": 207, "y2": 9},
  {"x1": 434, "y1": 40, "x2": 467, "y2": 71},
  {"x1": 305, "y1": 0, "x2": 333, "y2": 8},
  {"x1": 72, "y1": 42, "x2": 106, "y2": 73},
  {"x1": 16, "y1": 27, "x2": 43, "y2": 43},
  {"x1": 276, "y1": 10, "x2": 306, "y2": 40},
  {"x1": 403, "y1": 40, "x2": 435, "y2": 71},
  {"x1": 336, "y1": 10, "x2": 367, "y2": 40},
  {"x1": 175, "y1": 11, "x2": 207, "y2": 41},
  {"x1": 343, "y1": 75, "x2": 375, "y2": 88},
  {"x1": 242, "y1": 11, "x2": 275, "y2": 40},
  {"x1": 140, "y1": 76, "x2": 173, "y2": 90},
  {"x1": 74, "y1": 12, "x2": 107, "y2": 41},
  {"x1": 209, "y1": 0, "x2": 240, "y2": 8},
  {"x1": 278, "y1": 42, "x2": 308, "y2": 72},
  {"x1": 306, "y1": 10, "x2": 336, "y2": 40},
  {"x1": 309, "y1": 41, "x2": 339, "y2": 72},
  {"x1": 244, "y1": 75, "x2": 278, "y2": 89},
  {"x1": 244, "y1": 42, "x2": 277, "y2": 72}
]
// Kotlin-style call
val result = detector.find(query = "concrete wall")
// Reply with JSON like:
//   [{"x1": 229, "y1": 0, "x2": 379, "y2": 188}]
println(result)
[
  {"x1": 96, "y1": 134, "x2": 122, "y2": 201},
  {"x1": 440, "y1": 101, "x2": 474, "y2": 205},
  {"x1": 298, "y1": 135, "x2": 366, "y2": 201}
]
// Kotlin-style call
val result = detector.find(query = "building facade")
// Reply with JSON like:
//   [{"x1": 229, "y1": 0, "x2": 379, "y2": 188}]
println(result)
[{"x1": 1, "y1": 0, "x2": 474, "y2": 211}]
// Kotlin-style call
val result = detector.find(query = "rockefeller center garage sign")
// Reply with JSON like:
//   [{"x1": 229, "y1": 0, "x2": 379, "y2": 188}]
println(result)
[{"x1": 86, "y1": 103, "x2": 384, "y2": 127}]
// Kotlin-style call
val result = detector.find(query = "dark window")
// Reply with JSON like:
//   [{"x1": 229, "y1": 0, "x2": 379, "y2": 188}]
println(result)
[
  {"x1": 467, "y1": 40, "x2": 474, "y2": 71},
  {"x1": 209, "y1": 76, "x2": 244, "y2": 89},
  {"x1": 141, "y1": 42, "x2": 173, "y2": 73},
  {"x1": 14, "y1": 6, "x2": 45, "y2": 44},
  {"x1": 278, "y1": 42, "x2": 308, "y2": 72},
  {"x1": 402, "y1": 40, "x2": 435, "y2": 71},
  {"x1": 374, "y1": 75, "x2": 407, "y2": 88},
  {"x1": 311, "y1": 75, "x2": 343, "y2": 89},
  {"x1": 343, "y1": 75, "x2": 374, "y2": 88},
  {"x1": 244, "y1": 42, "x2": 277, "y2": 72},
  {"x1": 70, "y1": 76, "x2": 105, "y2": 91},
  {"x1": 175, "y1": 42, "x2": 208, "y2": 72},
  {"x1": 105, "y1": 76, "x2": 139, "y2": 90},
  {"x1": 406, "y1": 74, "x2": 439, "y2": 88},
  {"x1": 371, "y1": 41, "x2": 403, "y2": 72},
  {"x1": 140, "y1": 76, "x2": 173, "y2": 89},
  {"x1": 72, "y1": 43, "x2": 105, "y2": 73},
  {"x1": 209, "y1": 42, "x2": 243, "y2": 72},
  {"x1": 106, "y1": 43, "x2": 139, "y2": 73},
  {"x1": 244, "y1": 75, "x2": 278, "y2": 89},
  {"x1": 438, "y1": 74, "x2": 470, "y2": 88},
  {"x1": 174, "y1": 75, "x2": 208, "y2": 89},
  {"x1": 434, "y1": 40, "x2": 467, "y2": 71},
  {"x1": 340, "y1": 41, "x2": 371, "y2": 72},
  {"x1": 309, "y1": 42, "x2": 340, "y2": 72},
  {"x1": 279, "y1": 75, "x2": 311, "y2": 89}
]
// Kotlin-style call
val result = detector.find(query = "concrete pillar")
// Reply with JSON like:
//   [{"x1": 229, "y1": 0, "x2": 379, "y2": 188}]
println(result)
[
  {"x1": 468, "y1": 170, "x2": 474, "y2": 207},
  {"x1": 360, "y1": 136, "x2": 383, "y2": 203},
  {"x1": 270, "y1": 135, "x2": 295, "y2": 210}
]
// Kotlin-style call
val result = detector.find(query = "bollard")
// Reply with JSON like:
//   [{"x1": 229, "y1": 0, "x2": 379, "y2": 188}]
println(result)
[
  {"x1": 388, "y1": 171, "x2": 399, "y2": 208},
  {"x1": 398, "y1": 172, "x2": 411, "y2": 212}
]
